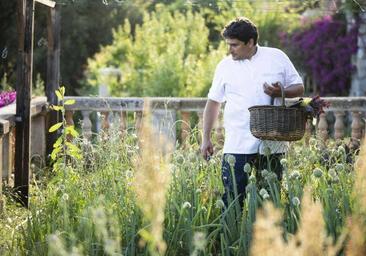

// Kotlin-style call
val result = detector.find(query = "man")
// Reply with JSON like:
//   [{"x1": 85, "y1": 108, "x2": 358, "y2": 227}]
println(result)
[{"x1": 200, "y1": 17, "x2": 304, "y2": 207}]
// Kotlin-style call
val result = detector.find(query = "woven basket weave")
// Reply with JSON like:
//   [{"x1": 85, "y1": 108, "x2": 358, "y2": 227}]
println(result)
[{"x1": 248, "y1": 85, "x2": 306, "y2": 141}]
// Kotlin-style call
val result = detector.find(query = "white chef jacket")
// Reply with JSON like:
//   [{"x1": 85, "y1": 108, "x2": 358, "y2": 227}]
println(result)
[{"x1": 207, "y1": 45, "x2": 303, "y2": 154}]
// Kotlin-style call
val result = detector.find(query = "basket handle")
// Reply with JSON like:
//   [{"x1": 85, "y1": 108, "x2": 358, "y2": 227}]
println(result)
[{"x1": 270, "y1": 82, "x2": 285, "y2": 106}]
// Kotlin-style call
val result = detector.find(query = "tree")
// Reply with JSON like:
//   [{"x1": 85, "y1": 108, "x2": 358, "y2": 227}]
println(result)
[
  {"x1": 87, "y1": 4, "x2": 226, "y2": 97},
  {"x1": 87, "y1": 1, "x2": 302, "y2": 97},
  {"x1": 0, "y1": 0, "x2": 148, "y2": 95}
]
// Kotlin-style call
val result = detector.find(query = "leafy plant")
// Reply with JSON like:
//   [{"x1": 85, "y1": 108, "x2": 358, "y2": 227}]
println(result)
[
  {"x1": 87, "y1": 4, "x2": 225, "y2": 97},
  {"x1": 48, "y1": 86, "x2": 81, "y2": 173},
  {"x1": 289, "y1": 95, "x2": 330, "y2": 117}
]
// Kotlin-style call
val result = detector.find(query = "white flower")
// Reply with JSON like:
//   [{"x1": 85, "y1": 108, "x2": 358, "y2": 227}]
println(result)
[
  {"x1": 261, "y1": 169, "x2": 269, "y2": 177},
  {"x1": 193, "y1": 232, "x2": 206, "y2": 251},
  {"x1": 332, "y1": 175, "x2": 340, "y2": 183},
  {"x1": 61, "y1": 193, "x2": 69, "y2": 201},
  {"x1": 125, "y1": 170, "x2": 133, "y2": 178},
  {"x1": 280, "y1": 158, "x2": 288, "y2": 167},
  {"x1": 215, "y1": 199, "x2": 225, "y2": 209},
  {"x1": 225, "y1": 154, "x2": 236, "y2": 166},
  {"x1": 290, "y1": 170, "x2": 301, "y2": 180},
  {"x1": 182, "y1": 201, "x2": 192, "y2": 209},
  {"x1": 263, "y1": 193, "x2": 270, "y2": 200},
  {"x1": 259, "y1": 188, "x2": 268, "y2": 197},
  {"x1": 244, "y1": 163, "x2": 251, "y2": 173},
  {"x1": 328, "y1": 168, "x2": 337, "y2": 178},
  {"x1": 292, "y1": 197, "x2": 300, "y2": 207},
  {"x1": 337, "y1": 146, "x2": 346, "y2": 155}
]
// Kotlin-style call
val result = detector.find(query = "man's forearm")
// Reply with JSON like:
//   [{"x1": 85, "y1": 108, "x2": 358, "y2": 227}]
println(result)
[
  {"x1": 284, "y1": 84, "x2": 304, "y2": 98},
  {"x1": 203, "y1": 100, "x2": 220, "y2": 141}
]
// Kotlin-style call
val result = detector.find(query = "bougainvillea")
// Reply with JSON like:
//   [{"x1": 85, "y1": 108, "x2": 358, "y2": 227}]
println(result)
[
  {"x1": 282, "y1": 15, "x2": 358, "y2": 96},
  {"x1": 0, "y1": 91, "x2": 16, "y2": 108}
]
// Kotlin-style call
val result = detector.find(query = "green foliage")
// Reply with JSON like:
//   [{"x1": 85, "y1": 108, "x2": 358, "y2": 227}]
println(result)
[
  {"x1": 87, "y1": 4, "x2": 226, "y2": 97},
  {"x1": 0, "y1": 125, "x2": 359, "y2": 255},
  {"x1": 48, "y1": 86, "x2": 81, "y2": 174},
  {"x1": 0, "y1": 0, "x2": 148, "y2": 95},
  {"x1": 33, "y1": 74, "x2": 45, "y2": 97},
  {"x1": 0, "y1": 73, "x2": 12, "y2": 91},
  {"x1": 207, "y1": 1, "x2": 301, "y2": 48},
  {"x1": 87, "y1": 2, "x2": 302, "y2": 97}
]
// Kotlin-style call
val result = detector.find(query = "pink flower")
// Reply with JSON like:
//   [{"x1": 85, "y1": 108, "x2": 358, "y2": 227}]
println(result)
[{"x1": 0, "y1": 91, "x2": 16, "y2": 108}]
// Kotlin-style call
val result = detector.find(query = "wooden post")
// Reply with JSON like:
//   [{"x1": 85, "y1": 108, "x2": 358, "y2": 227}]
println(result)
[
  {"x1": 14, "y1": 0, "x2": 34, "y2": 207},
  {"x1": 0, "y1": 120, "x2": 9, "y2": 211},
  {"x1": 46, "y1": 4, "x2": 60, "y2": 163}
]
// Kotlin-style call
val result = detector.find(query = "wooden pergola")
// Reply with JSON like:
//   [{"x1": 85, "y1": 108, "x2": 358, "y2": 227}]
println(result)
[{"x1": 15, "y1": 0, "x2": 60, "y2": 207}]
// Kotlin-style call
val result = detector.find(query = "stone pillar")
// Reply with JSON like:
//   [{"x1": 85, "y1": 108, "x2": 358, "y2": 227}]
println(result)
[
  {"x1": 334, "y1": 111, "x2": 345, "y2": 140},
  {"x1": 317, "y1": 113, "x2": 328, "y2": 141},
  {"x1": 81, "y1": 111, "x2": 92, "y2": 141},
  {"x1": 97, "y1": 67, "x2": 122, "y2": 132},
  {"x1": 350, "y1": 11, "x2": 366, "y2": 96},
  {"x1": 119, "y1": 111, "x2": 127, "y2": 137},
  {"x1": 351, "y1": 111, "x2": 362, "y2": 140},
  {"x1": 304, "y1": 118, "x2": 313, "y2": 144}
]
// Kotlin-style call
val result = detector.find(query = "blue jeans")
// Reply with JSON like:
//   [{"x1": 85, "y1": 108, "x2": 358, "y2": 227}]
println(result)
[{"x1": 221, "y1": 153, "x2": 283, "y2": 208}]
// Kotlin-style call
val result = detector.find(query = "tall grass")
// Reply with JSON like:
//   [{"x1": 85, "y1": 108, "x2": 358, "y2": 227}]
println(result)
[{"x1": 0, "y1": 116, "x2": 363, "y2": 255}]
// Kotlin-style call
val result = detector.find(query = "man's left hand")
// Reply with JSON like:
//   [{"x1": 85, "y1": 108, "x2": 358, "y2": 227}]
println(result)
[{"x1": 263, "y1": 82, "x2": 282, "y2": 97}]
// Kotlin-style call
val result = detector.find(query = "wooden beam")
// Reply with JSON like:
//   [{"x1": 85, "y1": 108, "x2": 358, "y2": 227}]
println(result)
[
  {"x1": 16, "y1": 0, "x2": 25, "y2": 51},
  {"x1": 46, "y1": 4, "x2": 60, "y2": 164},
  {"x1": 14, "y1": 0, "x2": 34, "y2": 207},
  {"x1": 35, "y1": 0, "x2": 55, "y2": 8}
]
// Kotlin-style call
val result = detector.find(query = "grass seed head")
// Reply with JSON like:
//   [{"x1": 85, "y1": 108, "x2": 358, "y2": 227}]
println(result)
[{"x1": 132, "y1": 99, "x2": 172, "y2": 255}]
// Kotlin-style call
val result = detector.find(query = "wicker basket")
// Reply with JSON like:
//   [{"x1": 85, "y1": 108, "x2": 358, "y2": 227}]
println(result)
[{"x1": 248, "y1": 84, "x2": 306, "y2": 141}]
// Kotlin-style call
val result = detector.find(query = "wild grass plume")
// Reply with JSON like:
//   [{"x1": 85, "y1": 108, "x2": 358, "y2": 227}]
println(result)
[{"x1": 132, "y1": 99, "x2": 173, "y2": 255}]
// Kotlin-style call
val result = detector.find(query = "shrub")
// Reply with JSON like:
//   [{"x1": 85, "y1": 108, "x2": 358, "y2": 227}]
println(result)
[
  {"x1": 87, "y1": 4, "x2": 225, "y2": 97},
  {"x1": 282, "y1": 15, "x2": 358, "y2": 96}
]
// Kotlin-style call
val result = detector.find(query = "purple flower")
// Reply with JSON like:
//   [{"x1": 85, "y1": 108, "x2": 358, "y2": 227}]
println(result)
[
  {"x1": 0, "y1": 91, "x2": 16, "y2": 108},
  {"x1": 281, "y1": 15, "x2": 358, "y2": 95}
]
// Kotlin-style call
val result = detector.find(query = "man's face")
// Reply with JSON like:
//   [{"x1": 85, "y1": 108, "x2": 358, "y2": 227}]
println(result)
[{"x1": 225, "y1": 38, "x2": 255, "y2": 60}]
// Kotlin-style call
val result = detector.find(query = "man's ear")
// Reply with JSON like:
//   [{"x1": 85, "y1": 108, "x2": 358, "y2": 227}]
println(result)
[{"x1": 249, "y1": 38, "x2": 255, "y2": 47}]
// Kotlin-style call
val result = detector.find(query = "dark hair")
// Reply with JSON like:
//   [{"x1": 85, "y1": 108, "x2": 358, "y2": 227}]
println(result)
[{"x1": 222, "y1": 17, "x2": 258, "y2": 45}]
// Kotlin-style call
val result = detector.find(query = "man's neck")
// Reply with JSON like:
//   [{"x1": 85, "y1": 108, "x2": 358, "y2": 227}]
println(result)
[{"x1": 248, "y1": 45, "x2": 258, "y2": 60}]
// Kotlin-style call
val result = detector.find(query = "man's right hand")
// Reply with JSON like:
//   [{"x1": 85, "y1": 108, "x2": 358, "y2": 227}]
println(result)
[
  {"x1": 200, "y1": 139, "x2": 214, "y2": 161},
  {"x1": 201, "y1": 99, "x2": 220, "y2": 161}
]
